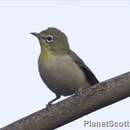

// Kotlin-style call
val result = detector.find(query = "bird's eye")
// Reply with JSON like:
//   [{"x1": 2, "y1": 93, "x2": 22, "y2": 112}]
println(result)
[{"x1": 46, "y1": 35, "x2": 54, "y2": 43}]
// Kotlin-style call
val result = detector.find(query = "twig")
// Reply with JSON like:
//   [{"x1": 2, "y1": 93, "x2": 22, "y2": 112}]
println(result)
[{"x1": 1, "y1": 72, "x2": 130, "y2": 130}]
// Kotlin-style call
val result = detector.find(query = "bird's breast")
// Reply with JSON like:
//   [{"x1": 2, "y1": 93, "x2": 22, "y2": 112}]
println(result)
[{"x1": 38, "y1": 54, "x2": 88, "y2": 96}]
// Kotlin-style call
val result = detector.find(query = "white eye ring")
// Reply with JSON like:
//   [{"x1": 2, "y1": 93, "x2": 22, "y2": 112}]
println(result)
[{"x1": 46, "y1": 35, "x2": 54, "y2": 43}]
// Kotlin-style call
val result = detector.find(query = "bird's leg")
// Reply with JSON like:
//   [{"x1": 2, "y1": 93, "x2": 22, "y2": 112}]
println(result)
[{"x1": 46, "y1": 94, "x2": 61, "y2": 108}]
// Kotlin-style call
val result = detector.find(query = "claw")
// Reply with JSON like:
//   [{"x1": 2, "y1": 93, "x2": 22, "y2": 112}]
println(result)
[{"x1": 46, "y1": 94, "x2": 61, "y2": 108}]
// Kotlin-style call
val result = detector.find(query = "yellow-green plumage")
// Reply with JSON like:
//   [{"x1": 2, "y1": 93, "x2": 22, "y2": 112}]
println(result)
[{"x1": 31, "y1": 27, "x2": 99, "y2": 106}]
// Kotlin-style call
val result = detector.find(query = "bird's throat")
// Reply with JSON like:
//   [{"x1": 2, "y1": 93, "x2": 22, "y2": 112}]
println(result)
[{"x1": 41, "y1": 48, "x2": 54, "y2": 61}]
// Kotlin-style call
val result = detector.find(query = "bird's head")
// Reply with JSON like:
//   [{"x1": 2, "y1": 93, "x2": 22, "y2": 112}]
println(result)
[{"x1": 31, "y1": 27, "x2": 70, "y2": 55}]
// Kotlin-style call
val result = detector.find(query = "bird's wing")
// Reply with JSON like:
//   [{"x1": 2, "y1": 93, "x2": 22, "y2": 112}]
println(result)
[{"x1": 68, "y1": 50, "x2": 99, "y2": 85}]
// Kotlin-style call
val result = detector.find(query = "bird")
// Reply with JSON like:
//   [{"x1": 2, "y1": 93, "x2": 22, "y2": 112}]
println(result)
[{"x1": 31, "y1": 27, "x2": 99, "y2": 107}]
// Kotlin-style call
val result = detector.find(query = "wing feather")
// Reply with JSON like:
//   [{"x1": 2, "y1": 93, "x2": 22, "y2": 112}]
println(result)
[{"x1": 68, "y1": 50, "x2": 99, "y2": 85}]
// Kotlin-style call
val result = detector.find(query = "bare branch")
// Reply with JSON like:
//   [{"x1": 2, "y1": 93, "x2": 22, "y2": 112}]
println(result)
[{"x1": 1, "y1": 72, "x2": 130, "y2": 130}]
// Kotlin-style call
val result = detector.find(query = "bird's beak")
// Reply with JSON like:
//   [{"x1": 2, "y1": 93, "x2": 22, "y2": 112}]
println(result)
[{"x1": 30, "y1": 32, "x2": 41, "y2": 39}]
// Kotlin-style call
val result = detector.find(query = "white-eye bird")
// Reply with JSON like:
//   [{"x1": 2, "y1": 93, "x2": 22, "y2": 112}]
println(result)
[{"x1": 31, "y1": 27, "x2": 99, "y2": 107}]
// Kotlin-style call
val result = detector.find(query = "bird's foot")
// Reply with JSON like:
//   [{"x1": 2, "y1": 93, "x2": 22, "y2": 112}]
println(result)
[
  {"x1": 45, "y1": 95, "x2": 61, "y2": 109},
  {"x1": 74, "y1": 88, "x2": 83, "y2": 96},
  {"x1": 46, "y1": 103, "x2": 52, "y2": 109}
]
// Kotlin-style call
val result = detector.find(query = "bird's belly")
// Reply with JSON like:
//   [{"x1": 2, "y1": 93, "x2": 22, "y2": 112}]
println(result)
[{"x1": 38, "y1": 55, "x2": 88, "y2": 96}]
